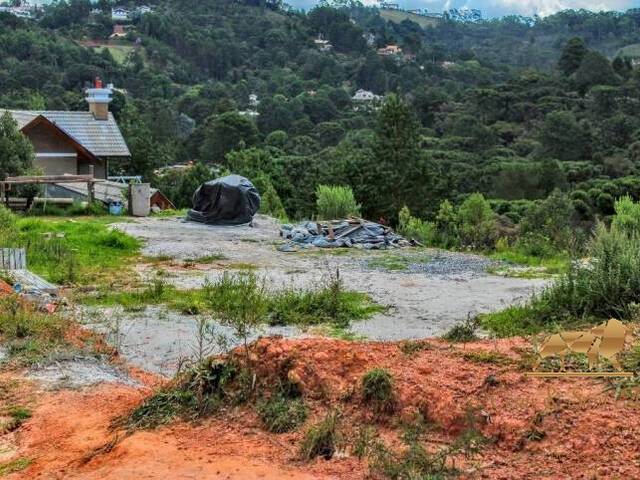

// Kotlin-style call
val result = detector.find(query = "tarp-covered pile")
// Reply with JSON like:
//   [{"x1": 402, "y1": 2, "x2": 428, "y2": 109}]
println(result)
[
  {"x1": 187, "y1": 175, "x2": 261, "y2": 226},
  {"x1": 279, "y1": 219, "x2": 413, "y2": 251}
]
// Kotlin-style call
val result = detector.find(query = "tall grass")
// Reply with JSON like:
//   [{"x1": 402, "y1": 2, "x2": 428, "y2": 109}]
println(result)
[
  {"x1": 482, "y1": 219, "x2": 640, "y2": 335},
  {"x1": 0, "y1": 216, "x2": 139, "y2": 285},
  {"x1": 315, "y1": 185, "x2": 361, "y2": 220}
]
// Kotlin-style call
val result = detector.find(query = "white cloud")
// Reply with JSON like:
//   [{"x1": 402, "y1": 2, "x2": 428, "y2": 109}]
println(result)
[{"x1": 489, "y1": 0, "x2": 631, "y2": 16}]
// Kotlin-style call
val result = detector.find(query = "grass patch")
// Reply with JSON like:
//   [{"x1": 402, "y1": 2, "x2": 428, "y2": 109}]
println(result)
[
  {"x1": 127, "y1": 358, "x2": 240, "y2": 429},
  {"x1": 443, "y1": 315, "x2": 479, "y2": 342},
  {"x1": 367, "y1": 252, "x2": 432, "y2": 272},
  {"x1": 398, "y1": 340, "x2": 433, "y2": 356},
  {"x1": 0, "y1": 406, "x2": 32, "y2": 433},
  {"x1": 0, "y1": 457, "x2": 32, "y2": 476},
  {"x1": 0, "y1": 216, "x2": 140, "y2": 285},
  {"x1": 227, "y1": 262, "x2": 258, "y2": 270},
  {"x1": 489, "y1": 249, "x2": 569, "y2": 277},
  {"x1": 379, "y1": 8, "x2": 440, "y2": 28},
  {"x1": 478, "y1": 305, "x2": 541, "y2": 338},
  {"x1": 361, "y1": 368, "x2": 395, "y2": 414},
  {"x1": 257, "y1": 394, "x2": 307, "y2": 433},
  {"x1": 184, "y1": 254, "x2": 226, "y2": 264},
  {"x1": 300, "y1": 411, "x2": 342, "y2": 460},
  {"x1": 0, "y1": 295, "x2": 88, "y2": 366},
  {"x1": 82, "y1": 272, "x2": 383, "y2": 329},
  {"x1": 461, "y1": 351, "x2": 512, "y2": 366},
  {"x1": 482, "y1": 219, "x2": 640, "y2": 337},
  {"x1": 151, "y1": 208, "x2": 188, "y2": 218}
]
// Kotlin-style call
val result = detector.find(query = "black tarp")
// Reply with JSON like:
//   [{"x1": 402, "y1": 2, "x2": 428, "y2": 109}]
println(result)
[{"x1": 186, "y1": 175, "x2": 260, "y2": 225}]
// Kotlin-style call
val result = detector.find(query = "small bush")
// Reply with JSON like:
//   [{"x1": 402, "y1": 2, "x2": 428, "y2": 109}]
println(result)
[
  {"x1": 315, "y1": 185, "x2": 360, "y2": 220},
  {"x1": 96, "y1": 230, "x2": 139, "y2": 250},
  {"x1": 398, "y1": 206, "x2": 436, "y2": 245},
  {"x1": 0, "y1": 205, "x2": 17, "y2": 233},
  {"x1": 361, "y1": 368, "x2": 395, "y2": 413},
  {"x1": 0, "y1": 295, "x2": 71, "y2": 365},
  {"x1": 443, "y1": 315, "x2": 479, "y2": 342},
  {"x1": 458, "y1": 193, "x2": 497, "y2": 249},
  {"x1": 257, "y1": 394, "x2": 307, "y2": 433},
  {"x1": 300, "y1": 411, "x2": 341, "y2": 460}
]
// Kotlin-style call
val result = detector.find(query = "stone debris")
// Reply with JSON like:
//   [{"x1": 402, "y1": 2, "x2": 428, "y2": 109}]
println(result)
[{"x1": 279, "y1": 219, "x2": 413, "y2": 251}]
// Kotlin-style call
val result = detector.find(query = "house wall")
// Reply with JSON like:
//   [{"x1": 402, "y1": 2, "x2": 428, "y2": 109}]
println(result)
[
  {"x1": 24, "y1": 122, "x2": 107, "y2": 178},
  {"x1": 78, "y1": 161, "x2": 106, "y2": 179},
  {"x1": 34, "y1": 155, "x2": 78, "y2": 176}
]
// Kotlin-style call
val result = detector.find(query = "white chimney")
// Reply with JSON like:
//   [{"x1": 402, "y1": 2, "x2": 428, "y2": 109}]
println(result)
[{"x1": 85, "y1": 77, "x2": 113, "y2": 121}]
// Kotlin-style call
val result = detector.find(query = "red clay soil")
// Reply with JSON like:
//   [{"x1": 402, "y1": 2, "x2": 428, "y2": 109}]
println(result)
[{"x1": 6, "y1": 337, "x2": 640, "y2": 479}]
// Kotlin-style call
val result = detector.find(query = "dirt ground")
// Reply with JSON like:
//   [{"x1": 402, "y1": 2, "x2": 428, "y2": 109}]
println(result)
[
  {"x1": 6, "y1": 337, "x2": 640, "y2": 479},
  {"x1": 96, "y1": 216, "x2": 547, "y2": 375}
]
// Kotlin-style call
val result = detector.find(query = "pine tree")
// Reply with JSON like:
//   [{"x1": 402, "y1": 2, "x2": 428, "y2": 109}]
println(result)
[
  {"x1": 0, "y1": 112, "x2": 34, "y2": 180},
  {"x1": 366, "y1": 94, "x2": 423, "y2": 222},
  {"x1": 558, "y1": 37, "x2": 587, "y2": 77}
]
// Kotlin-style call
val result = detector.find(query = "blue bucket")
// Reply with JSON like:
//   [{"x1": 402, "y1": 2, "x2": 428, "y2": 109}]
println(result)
[{"x1": 109, "y1": 201, "x2": 124, "y2": 216}]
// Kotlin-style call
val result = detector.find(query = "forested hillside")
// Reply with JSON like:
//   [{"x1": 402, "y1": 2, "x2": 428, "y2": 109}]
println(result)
[{"x1": 2, "y1": 0, "x2": 640, "y2": 237}]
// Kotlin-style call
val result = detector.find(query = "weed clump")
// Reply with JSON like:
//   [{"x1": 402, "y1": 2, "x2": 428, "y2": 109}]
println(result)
[
  {"x1": 257, "y1": 394, "x2": 307, "y2": 433},
  {"x1": 315, "y1": 185, "x2": 360, "y2": 220},
  {"x1": 0, "y1": 296, "x2": 75, "y2": 366},
  {"x1": 300, "y1": 411, "x2": 342, "y2": 460},
  {"x1": 361, "y1": 368, "x2": 395, "y2": 414},
  {"x1": 127, "y1": 358, "x2": 240, "y2": 429},
  {"x1": 443, "y1": 315, "x2": 479, "y2": 342}
]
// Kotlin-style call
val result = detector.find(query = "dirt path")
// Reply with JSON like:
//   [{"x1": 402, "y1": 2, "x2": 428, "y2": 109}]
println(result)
[{"x1": 100, "y1": 216, "x2": 548, "y2": 375}]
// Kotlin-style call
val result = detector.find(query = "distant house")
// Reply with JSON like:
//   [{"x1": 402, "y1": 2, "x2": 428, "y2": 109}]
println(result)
[
  {"x1": 0, "y1": 2, "x2": 33, "y2": 19},
  {"x1": 352, "y1": 89, "x2": 381, "y2": 102},
  {"x1": 111, "y1": 7, "x2": 130, "y2": 21},
  {"x1": 380, "y1": 2, "x2": 400, "y2": 10},
  {"x1": 363, "y1": 32, "x2": 376, "y2": 47},
  {"x1": 314, "y1": 35, "x2": 333, "y2": 52},
  {"x1": 110, "y1": 24, "x2": 127, "y2": 39},
  {"x1": 377, "y1": 45, "x2": 402, "y2": 56},
  {"x1": 136, "y1": 5, "x2": 152, "y2": 15},
  {"x1": 5, "y1": 79, "x2": 130, "y2": 179}
]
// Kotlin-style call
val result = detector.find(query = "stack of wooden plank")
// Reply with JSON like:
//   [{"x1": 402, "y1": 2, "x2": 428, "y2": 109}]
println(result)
[{"x1": 0, "y1": 248, "x2": 58, "y2": 295}]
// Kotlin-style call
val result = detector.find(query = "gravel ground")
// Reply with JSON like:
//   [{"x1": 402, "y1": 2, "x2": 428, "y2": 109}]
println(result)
[
  {"x1": 101, "y1": 215, "x2": 548, "y2": 375},
  {"x1": 27, "y1": 357, "x2": 138, "y2": 389}
]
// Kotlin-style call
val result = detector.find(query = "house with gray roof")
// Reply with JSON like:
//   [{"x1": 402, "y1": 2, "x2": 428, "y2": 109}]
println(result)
[{"x1": 6, "y1": 79, "x2": 130, "y2": 179}]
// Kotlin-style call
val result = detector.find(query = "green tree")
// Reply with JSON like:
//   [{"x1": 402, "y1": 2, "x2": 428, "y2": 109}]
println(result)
[
  {"x1": 539, "y1": 111, "x2": 591, "y2": 161},
  {"x1": 457, "y1": 193, "x2": 496, "y2": 249},
  {"x1": 0, "y1": 112, "x2": 34, "y2": 180},
  {"x1": 366, "y1": 94, "x2": 423, "y2": 221},
  {"x1": 201, "y1": 112, "x2": 259, "y2": 164},
  {"x1": 558, "y1": 37, "x2": 587, "y2": 76},
  {"x1": 575, "y1": 51, "x2": 618, "y2": 93}
]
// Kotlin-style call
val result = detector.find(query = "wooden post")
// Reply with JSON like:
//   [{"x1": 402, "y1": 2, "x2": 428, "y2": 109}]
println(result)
[{"x1": 87, "y1": 166, "x2": 95, "y2": 204}]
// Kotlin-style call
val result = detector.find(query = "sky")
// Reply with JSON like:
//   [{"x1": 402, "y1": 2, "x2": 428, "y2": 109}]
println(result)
[{"x1": 289, "y1": 0, "x2": 639, "y2": 17}]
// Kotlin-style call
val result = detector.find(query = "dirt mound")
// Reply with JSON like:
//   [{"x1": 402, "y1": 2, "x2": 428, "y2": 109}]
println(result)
[{"x1": 6, "y1": 337, "x2": 640, "y2": 479}]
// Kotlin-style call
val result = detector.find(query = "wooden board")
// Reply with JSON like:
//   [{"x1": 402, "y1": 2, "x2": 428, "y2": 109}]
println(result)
[
  {"x1": 0, "y1": 248, "x2": 26, "y2": 270},
  {"x1": 9, "y1": 270, "x2": 58, "y2": 295}
]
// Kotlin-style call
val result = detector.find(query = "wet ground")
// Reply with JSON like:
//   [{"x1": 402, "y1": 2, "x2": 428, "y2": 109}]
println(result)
[{"x1": 96, "y1": 215, "x2": 548, "y2": 375}]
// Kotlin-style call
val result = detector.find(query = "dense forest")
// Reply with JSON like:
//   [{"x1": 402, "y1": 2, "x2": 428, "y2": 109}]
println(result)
[{"x1": 2, "y1": 0, "x2": 640, "y2": 251}]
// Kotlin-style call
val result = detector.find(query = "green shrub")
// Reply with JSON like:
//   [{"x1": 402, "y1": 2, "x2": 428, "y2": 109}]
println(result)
[
  {"x1": 95, "y1": 229, "x2": 139, "y2": 250},
  {"x1": 443, "y1": 315, "x2": 479, "y2": 342},
  {"x1": 0, "y1": 205, "x2": 17, "y2": 233},
  {"x1": 612, "y1": 195, "x2": 640, "y2": 236},
  {"x1": 398, "y1": 206, "x2": 436, "y2": 245},
  {"x1": 458, "y1": 193, "x2": 497, "y2": 249},
  {"x1": 361, "y1": 368, "x2": 395, "y2": 413},
  {"x1": 300, "y1": 411, "x2": 342, "y2": 460},
  {"x1": 315, "y1": 185, "x2": 360, "y2": 220},
  {"x1": 257, "y1": 394, "x2": 307, "y2": 433}
]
